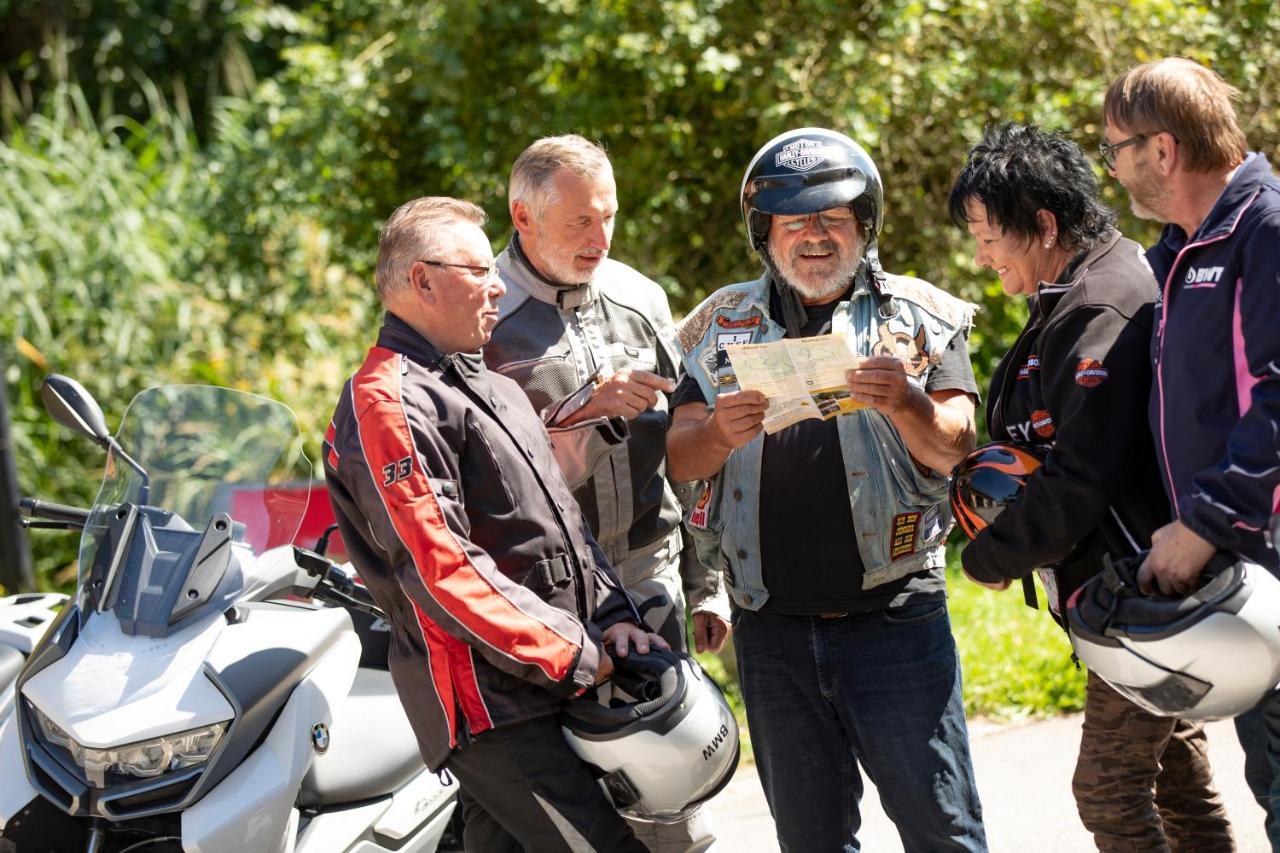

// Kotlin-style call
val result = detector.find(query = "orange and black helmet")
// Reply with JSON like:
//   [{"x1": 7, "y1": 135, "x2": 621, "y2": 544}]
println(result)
[{"x1": 949, "y1": 442, "x2": 1045, "y2": 540}]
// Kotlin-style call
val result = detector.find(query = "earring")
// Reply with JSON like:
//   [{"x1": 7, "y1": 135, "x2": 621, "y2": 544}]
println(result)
[{"x1": 1044, "y1": 235, "x2": 1056, "y2": 250}]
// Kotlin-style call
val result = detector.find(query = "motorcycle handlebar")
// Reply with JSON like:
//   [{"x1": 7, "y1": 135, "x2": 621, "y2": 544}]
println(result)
[
  {"x1": 19, "y1": 497, "x2": 91, "y2": 526},
  {"x1": 293, "y1": 545, "x2": 385, "y2": 619}
]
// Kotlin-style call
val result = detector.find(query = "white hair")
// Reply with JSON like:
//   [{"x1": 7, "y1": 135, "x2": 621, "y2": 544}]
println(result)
[{"x1": 509, "y1": 134, "x2": 613, "y2": 220}]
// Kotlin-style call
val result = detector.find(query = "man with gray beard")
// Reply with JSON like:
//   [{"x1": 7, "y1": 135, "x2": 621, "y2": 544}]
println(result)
[
  {"x1": 667, "y1": 129, "x2": 988, "y2": 851},
  {"x1": 484, "y1": 135, "x2": 728, "y2": 852}
]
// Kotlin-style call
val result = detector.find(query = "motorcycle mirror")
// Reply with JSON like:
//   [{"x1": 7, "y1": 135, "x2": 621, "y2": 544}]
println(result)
[{"x1": 40, "y1": 375, "x2": 111, "y2": 447}]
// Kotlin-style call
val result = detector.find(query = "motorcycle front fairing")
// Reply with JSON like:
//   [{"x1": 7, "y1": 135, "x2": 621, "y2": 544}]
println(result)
[{"x1": 0, "y1": 385, "x2": 336, "y2": 845}]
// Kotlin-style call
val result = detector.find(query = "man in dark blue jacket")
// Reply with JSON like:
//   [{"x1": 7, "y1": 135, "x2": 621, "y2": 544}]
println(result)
[{"x1": 1103, "y1": 57, "x2": 1280, "y2": 849}]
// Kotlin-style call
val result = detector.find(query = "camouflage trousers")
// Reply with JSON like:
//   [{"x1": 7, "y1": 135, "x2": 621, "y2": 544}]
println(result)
[{"x1": 1073, "y1": 671, "x2": 1235, "y2": 852}]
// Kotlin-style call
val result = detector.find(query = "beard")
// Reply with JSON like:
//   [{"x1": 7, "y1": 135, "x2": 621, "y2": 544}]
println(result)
[
  {"x1": 1126, "y1": 162, "x2": 1173, "y2": 223},
  {"x1": 534, "y1": 242, "x2": 604, "y2": 286},
  {"x1": 772, "y1": 237, "x2": 862, "y2": 301}
]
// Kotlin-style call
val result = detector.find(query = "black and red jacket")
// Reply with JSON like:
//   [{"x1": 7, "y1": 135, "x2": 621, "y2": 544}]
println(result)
[
  {"x1": 961, "y1": 230, "x2": 1171, "y2": 611},
  {"x1": 323, "y1": 313, "x2": 636, "y2": 771}
]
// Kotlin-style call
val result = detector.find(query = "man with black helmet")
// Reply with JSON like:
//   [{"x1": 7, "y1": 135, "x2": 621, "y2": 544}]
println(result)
[{"x1": 667, "y1": 128, "x2": 987, "y2": 851}]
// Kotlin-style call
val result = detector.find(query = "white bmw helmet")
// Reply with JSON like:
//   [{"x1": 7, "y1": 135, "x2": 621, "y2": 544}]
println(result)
[
  {"x1": 1067, "y1": 552, "x2": 1280, "y2": 720},
  {"x1": 561, "y1": 648, "x2": 739, "y2": 822}
]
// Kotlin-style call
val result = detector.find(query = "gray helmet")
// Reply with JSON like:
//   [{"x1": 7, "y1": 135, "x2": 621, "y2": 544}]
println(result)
[
  {"x1": 739, "y1": 128, "x2": 884, "y2": 261},
  {"x1": 1067, "y1": 552, "x2": 1280, "y2": 720},
  {"x1": 561, "y1": 648, "x2": 739, "y2": 821}
]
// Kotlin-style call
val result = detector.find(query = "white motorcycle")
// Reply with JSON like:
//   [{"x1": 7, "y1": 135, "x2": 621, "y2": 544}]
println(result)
[{"x1": 0, "y1": 377, "x2": 459, "y2": 853}]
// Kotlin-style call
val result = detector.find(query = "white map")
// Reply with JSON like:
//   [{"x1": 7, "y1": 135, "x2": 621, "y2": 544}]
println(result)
[{"x1": 725, "y1": 333, "x2": 866, "y2": 433}]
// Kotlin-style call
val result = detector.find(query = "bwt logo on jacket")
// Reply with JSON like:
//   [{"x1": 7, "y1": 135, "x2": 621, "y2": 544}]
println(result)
[{"x1": 1184, "y1": 265, "x2": 1225, "y2": 288}]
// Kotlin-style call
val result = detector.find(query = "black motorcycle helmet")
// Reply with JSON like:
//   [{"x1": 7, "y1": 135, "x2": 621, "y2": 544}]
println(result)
[
  {"x1": 739, "y1": 128, "x2": 885, "y2": 264},
  {"x1": 949, "y1": 442, "x2": 1046, "y2": 540}
]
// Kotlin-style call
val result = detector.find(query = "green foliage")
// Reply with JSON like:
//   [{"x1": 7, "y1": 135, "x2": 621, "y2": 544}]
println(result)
[
  {"x1": 0, "y1": 81, "x2": 202, "y2": 585},
  {"x1": 0, "y1": 79, "x2": 368, "y2": 587},
  {"x1": 1, "y1": 0, "x2": 312, "y2": 138}
]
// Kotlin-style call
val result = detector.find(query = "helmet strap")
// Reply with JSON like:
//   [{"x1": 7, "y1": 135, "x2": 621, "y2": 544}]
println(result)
[
  {"x1": 772, "y1": 275, "x2": 810, "y2": 338},
  {"x1": 862, "y1": 245, "x2": 898, "y2": 320}
]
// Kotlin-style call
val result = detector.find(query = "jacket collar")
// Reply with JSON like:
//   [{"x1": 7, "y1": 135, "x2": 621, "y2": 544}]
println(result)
[
  {"x1": 1155, "y1": 151, "x2": 1272, "y2": 254},
  {"x1": 496, "y1": 234, "x2": 599, "y2": 310},
  {"x1": 377, "y1": 312, "x2": 484, "y2": 377},
  {"x1": 1032, "y1": 228, "x2": 1122, "y2": 320}
]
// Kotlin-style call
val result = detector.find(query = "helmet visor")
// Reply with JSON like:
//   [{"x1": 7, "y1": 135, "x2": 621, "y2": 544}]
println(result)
[
  {"x1": 1109, "y1": 669, "x2": 1212, "y2": 716},
  {"x1": 746, "y1": 167, "x2": 868, "y2": 217}
]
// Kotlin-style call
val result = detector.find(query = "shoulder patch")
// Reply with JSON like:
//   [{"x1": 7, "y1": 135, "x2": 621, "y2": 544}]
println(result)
[
  {"x1": 1075, "y1": 358, "x2": 1108, "y2": 387},
  {"x1": 677, "y1": 290, "x2": 750, "y2": 354},
  {"x1": 880, "y1": 274, "x2": 976, "y2": 332}
]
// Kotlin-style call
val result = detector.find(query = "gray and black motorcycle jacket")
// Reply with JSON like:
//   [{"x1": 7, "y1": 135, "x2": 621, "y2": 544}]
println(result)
[
  {"x1": 485, "y1": 236, "x2": 724, "y2": 615},
  {"x1": 324, "y1": 313, "x2": 638, "y2": 771}
]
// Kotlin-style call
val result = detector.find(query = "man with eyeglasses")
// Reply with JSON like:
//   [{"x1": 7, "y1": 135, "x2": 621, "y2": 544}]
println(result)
[
  {"x1": 323, "y1": 196, "x2": 660, "y2": 853},
  {"x1": 667, "y1": 128, "x2": 987, "y2": 851},
  {"x1": 1103, "y1": 58, "x2": 1280, "y2": 850},
  {"x1": 483, "y1": 135, "x2": 728, "y2": 851}
]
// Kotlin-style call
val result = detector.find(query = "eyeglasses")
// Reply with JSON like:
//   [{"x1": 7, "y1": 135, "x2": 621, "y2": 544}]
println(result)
[
  {"x1": 1097, "y1": 134, "x2": 1147, "y2": 171},
  {"x1": 775, "y1": 209, "x2": 857, "y2": 232},
  {"x1": 417, "y1": 259, "x2": 497, "y2": 284}
]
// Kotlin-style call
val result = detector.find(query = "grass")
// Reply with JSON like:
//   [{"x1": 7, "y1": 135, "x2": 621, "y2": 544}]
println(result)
[{"x1": 946, "y1": 563, "x2": 1087, "y2": 721}]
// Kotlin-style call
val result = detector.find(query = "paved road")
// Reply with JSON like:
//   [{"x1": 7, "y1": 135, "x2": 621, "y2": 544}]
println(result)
[{"x1": 707, "y1": 715, "x2": 1267, "y2": 852}]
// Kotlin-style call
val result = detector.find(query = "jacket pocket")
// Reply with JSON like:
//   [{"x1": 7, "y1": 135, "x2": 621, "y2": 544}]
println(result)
[{"x1": 868, "y1": 412, "x2": 949, "y2": 503}]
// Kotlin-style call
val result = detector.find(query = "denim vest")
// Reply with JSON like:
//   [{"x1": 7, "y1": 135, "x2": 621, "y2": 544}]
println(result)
[{"x1": 677, "y1": 274, "x2": 976, "y2": 611}]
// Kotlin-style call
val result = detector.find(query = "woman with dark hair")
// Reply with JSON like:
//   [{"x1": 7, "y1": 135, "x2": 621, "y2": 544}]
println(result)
[{"x1": 949, "y1": 123, "x2": 1235, "y2": 852}]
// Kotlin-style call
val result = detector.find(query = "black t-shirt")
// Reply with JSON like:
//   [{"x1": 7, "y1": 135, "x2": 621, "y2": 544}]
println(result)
[{"x1": 672, "y1": 292, "x2": 977, "y2": 614}]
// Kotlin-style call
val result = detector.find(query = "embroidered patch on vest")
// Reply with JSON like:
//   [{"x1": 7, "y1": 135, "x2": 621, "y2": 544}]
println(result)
[
  {"x1": 1075, "y1": 358, "x2": 1108, "y2": 387},
  {"x1": 717, "y1": 315, "x2": 762, "y2": 329},
  {"x1": 689, "y1": 480, "x2": 714, "y2": 529},
  {"x1": 890, "y1": 511, "x2": 921, "y2": 560},
  {"x1": 878, "y1": 274, "x2": 977, "y2": 332},
  {"x1": 716, "y1": 331, "x2": 755, "y2": 351},
  {"x1": 677, "y1": 290, "x2": 750, "y2": 354},
  {"x1": 1031, "y1": 409, "x2": 1055, "y2": 438},
  {"x1": 872, "y1": 323, "x2": 939, "y2": 378}
]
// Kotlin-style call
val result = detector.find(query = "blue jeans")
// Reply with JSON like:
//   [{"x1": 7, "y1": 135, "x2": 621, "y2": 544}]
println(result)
[
  {"x1": 733, "y1": 601, "x2": 987, "y2": 853},
  {"x1": 1236, "y1": 689, "x2": 1280, "y2": 851}
]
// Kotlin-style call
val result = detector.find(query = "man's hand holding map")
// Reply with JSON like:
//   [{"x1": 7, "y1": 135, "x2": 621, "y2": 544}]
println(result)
[{"x1": 724, "y1": 333, "x2": 868, "y2": 434}]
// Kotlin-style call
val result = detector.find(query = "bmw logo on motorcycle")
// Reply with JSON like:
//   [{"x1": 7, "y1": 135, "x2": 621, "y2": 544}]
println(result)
[{"x1": 311, "y1": 722, "x2": 331, "y2": 754}]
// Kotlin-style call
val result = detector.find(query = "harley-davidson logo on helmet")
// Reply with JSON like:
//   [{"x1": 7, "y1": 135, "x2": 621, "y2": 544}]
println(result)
[{"x1": 775, "y1": 139, "x2": 826, "y2": 172}]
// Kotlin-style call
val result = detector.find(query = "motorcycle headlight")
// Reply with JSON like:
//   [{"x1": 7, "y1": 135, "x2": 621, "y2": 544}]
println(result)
[{"x1": 32, "y1": 705, "x2": 226, "y2": 788}]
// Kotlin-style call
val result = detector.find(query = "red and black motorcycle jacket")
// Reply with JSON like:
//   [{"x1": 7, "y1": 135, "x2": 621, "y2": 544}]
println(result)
[
  {"x1": 961, "y1": 230, "x2": 1171, "y2": 615},
  {"x1": 323, "y1": 313, "x2": 637, "y2": 771}
]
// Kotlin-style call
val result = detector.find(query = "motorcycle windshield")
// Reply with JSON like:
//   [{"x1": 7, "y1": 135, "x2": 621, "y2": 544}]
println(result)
[{"x1": 75, "y1": 385, "x2": 312, "y2": 636}]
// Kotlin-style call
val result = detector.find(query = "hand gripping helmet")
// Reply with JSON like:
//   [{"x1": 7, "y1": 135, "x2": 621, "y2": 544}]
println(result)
[
  {"x1": 1067, "y1": 552, "x2": 1280, "y2": 719},
  {"x1": 949, "y1": 442, "x2": 1046, "y2": 540},
  {"x1": 561, "y1": 648, "x2": 739, "y2": 822},
  {"x1": 740, "y1": 127, "x2": 884, "y2": 265}
]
